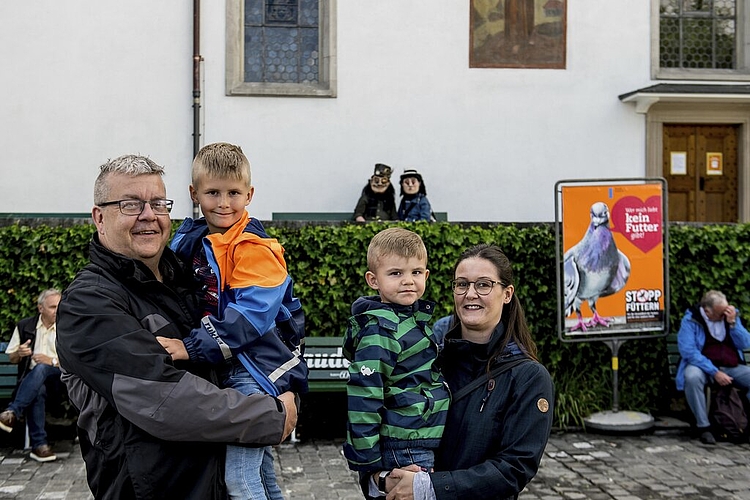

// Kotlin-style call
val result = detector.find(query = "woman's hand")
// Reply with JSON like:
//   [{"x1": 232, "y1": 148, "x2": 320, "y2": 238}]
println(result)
[{"x1": 386, "y1": 467, "x2": 419, "y2": 500}]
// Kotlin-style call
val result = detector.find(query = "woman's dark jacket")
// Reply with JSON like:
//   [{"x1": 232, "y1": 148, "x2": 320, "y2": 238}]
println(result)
[{"x1": 431, "y1": 322, "x2": 554, "y2": 500}]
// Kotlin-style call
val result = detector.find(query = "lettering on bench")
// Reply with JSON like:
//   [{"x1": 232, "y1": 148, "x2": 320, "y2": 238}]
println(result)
[{"x1": 306, "y1": 347, "x2": 350, "y2": 381}]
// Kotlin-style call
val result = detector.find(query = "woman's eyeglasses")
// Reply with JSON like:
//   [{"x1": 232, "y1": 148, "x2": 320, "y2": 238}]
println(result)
[
  {"x1": 451, "y1": 279, "x2": 504, "y2": 296},
  {"x1": 402, "y1": 178, "x2": 419, "y2": 186}
]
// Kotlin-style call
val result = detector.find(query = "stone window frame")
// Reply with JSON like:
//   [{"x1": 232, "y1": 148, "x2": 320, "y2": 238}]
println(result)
[
  {"x1": 226, "y1": 0, "x2": 337, "y2": 97},
  {"x1": 651, "y1": 0, "x2": 750, "y2": 80}
]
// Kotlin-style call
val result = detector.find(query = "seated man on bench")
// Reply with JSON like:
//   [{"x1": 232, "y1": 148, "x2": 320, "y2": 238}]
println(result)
[
  {"x1": 0, "y1": 289, "x2": 64, "y2": 462},
  {"x1": 676, "y1": 290, "x2": 750, "y2": 445}
]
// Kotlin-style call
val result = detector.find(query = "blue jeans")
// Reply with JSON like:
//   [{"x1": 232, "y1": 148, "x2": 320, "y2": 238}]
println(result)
[
  {"x1": 223, "y1": 364, "x2": 283, "y2": 500},
  {"x1": 381, "y1": 446, "x2": 434, "y2": 471},
  {"x1": 8, "y1": 363, "x2": 62, "y2": 449},
  {"x1": 684, "y1": 363, "x2": 750, "y2": 428}
]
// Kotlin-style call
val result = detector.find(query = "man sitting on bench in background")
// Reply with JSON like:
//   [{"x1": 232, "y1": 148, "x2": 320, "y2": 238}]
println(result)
[
  {"x1": 0, "y1": 289, "x2": 64, "y2": 462},
  {"x1": 676, "y1": 290, "x2": 750, "y2": 445}
]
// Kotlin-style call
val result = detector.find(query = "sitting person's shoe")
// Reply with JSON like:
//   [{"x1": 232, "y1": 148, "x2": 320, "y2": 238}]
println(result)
[
  {"x1": 30, "y1": 444, "x2": 57, "y2": 463},
  {"x1": 0, "y1": 410, "x2": 16, "y2": 433},
  {"x1": 700, "y1": 430, "x2": 717, "y2": 445}
]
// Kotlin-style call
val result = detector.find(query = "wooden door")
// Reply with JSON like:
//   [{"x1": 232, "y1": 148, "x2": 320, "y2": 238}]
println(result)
[{"x1": 662, "y1": 124, "x2": 738, "y2": 222}]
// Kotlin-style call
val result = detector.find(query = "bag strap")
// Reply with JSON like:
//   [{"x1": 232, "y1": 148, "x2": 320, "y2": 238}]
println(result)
[{"x1": 451, "y1": 357, "x2": 532, "y2": 403}]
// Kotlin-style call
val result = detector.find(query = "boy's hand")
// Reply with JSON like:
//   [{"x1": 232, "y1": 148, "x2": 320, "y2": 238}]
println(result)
[
  {"x1": 155, "y1": 336, "x2": 189, "y2": 361},
  {"x1": 278, "y1": 392, "x2": 298, "y2": 442}
]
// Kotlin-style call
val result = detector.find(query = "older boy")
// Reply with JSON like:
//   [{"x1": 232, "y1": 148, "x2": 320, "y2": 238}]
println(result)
[
  {"x1": 158, "y1": 142, "x2": 307, "y2": 499},
  {"x1": 343, "y1": 227, "x2": 449, "y2": 499}
]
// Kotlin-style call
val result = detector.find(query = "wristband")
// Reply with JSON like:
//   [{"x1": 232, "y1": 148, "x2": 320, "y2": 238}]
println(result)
[{"x1": 378, "y1": 471, "x2": 390, "y2": 494}]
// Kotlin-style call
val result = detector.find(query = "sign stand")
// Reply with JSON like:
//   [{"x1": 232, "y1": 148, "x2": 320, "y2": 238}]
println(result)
[
  {"x1": 555, "y1": 178, "x2": 669, "y2": 434},
  {"x1": 583, "y1": 339, "x2": 654, "y2": 432}
]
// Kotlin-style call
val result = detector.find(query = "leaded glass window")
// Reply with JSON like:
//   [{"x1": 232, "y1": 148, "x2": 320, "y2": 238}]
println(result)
[
  {"x1": 244, "y1": 0, "x2": 319, "y2": 84},
  {"x1": 660, "y1": 0, "x2": 737, "y2": 69}
]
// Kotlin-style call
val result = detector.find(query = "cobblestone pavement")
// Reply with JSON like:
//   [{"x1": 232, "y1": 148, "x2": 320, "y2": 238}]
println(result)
[{"x1": 1, "y1": 426, "x2": 750, "y2": 499}]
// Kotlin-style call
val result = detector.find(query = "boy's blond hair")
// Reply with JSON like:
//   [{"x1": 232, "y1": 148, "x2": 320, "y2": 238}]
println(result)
[
  {"x1": 192, "y1": 142, "x2": 251, "y2": 187},
  {"x1": 367, "y1": 228, "x2": 427, "y2": 271}
]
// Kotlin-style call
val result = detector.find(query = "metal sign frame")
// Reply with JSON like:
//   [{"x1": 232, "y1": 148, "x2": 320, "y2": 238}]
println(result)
[{"x1": 555, "y1": 178, "x2": 670, "y2": 344}]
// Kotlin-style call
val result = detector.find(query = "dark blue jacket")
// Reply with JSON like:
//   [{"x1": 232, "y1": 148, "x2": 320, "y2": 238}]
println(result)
[{"x1": 431, "y1": 322, "x2": 554, "y2": 500}]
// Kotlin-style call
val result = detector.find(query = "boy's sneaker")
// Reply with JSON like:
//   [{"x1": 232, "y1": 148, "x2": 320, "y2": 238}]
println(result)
[
  {"x1": 30, "y1": 445, "x2": 57, "y2": 462},
  {"x1": 0, "y1": 410, "x2": 16, "y2": 433}
]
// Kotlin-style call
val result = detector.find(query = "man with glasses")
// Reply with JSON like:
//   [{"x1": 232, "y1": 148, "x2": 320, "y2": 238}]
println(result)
[
  {"x1": 676, "y1": 290, "x2": 750, "y2": 445},
  {"x1": 353, "y1": 163, "x2": 397, "y2": 222},
  {"x1": 55, "y1": 155, "x2": 297, "y2": 499}
]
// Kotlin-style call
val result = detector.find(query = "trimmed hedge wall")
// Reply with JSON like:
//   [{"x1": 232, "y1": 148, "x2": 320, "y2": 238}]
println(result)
[{"x1": 2, "y1": 220, "x2": 749, "y2": 427}]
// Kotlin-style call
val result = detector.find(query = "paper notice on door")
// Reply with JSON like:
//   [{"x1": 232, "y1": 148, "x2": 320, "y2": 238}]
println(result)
[
  {"x1": 670, "y1": 152, "x2": 687, "y2": 175},
  {"x1": 707, "y1": 152, "x2": 723, "y2": 175}
]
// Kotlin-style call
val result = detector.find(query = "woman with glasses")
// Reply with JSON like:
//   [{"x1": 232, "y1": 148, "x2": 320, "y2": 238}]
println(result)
[
  {"x1": 353, "y1": 163, "x2": 398, "y2": 222},
  {"x1": 397, "y1": 169, "x2": 434, "y2": 222},
  {"x1": 386, "y1": 244, "x2": 554, "y2": 500}
]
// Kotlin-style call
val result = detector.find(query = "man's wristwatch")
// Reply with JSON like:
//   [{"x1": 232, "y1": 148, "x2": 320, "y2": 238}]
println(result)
[
  {"x1": 51, "y1": 357, "x2": 58, "y2": 367},
  {"x1": 378, "y1": 471, "x2": 390, "y2": 494}
]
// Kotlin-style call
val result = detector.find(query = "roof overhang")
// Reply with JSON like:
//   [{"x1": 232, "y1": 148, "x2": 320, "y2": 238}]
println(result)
[{"x1": 619, "y1": 84, "x2": 750, "y2": 113}]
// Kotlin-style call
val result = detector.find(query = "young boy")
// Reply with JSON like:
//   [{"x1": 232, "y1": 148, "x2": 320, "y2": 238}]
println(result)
[
  {"x1": 159, "y1": 142, "x2": 307, "y2": 500},
  {"x1": 343, "y1": 227, "x2": 449, "y2": 499}
]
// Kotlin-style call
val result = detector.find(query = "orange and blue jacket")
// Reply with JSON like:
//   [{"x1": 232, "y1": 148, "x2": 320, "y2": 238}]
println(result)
[{"x1": 171, "y1": 211, "x2": 308, "y2": 396}]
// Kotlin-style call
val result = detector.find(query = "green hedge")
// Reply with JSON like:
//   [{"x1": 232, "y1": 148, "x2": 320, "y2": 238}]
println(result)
[{"x1": 2, "y1": 220, "x2": 749, "y2": 427}]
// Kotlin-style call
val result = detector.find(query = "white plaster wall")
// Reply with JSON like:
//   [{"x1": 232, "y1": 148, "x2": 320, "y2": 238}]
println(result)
[{"x1": 1, "y1": 0, "x2": 653, "y2": 222}]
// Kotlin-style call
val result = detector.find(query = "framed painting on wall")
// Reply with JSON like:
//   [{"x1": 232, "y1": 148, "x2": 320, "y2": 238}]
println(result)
[{"x1": 470, "y1": 0, "x2": 566, "y2": 69}]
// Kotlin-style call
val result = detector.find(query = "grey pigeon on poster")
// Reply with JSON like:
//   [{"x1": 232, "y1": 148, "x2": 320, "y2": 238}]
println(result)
[{"x1": 564, "y1": 201, "x2": 631, "y2": 332}]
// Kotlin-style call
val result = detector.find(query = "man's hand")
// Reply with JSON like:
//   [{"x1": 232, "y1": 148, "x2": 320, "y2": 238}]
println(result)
[
  {"x1": 9, "y1": 340, "x2": 32, "y2": 364},
  {"x1": 278, "y1": 391, "x2": 298, "y2": 442},
  {"x1": 155, "y1": 337, "x2": 189, "y2": 361},
  {"x1": 724, "y1": 305, "x2": 737, "y2": 325},
  {"x1": 714, "y1": 370, "x2": 733, "y2": 386},
  {"x1": 386, "y1": 468, "x2": 417, "y2": 500},
  {"x1": 31, "y1": 353, "x2": 52, "y2": 365}
]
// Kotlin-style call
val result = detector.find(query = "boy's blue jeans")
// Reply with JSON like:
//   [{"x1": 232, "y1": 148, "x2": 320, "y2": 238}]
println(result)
[
  {"x1": 7, "y1": 363, "x2": 62, "y2": 449},
  {"x1": 382, "y1": 446, "x2": 434, "y2": 471},
  {"x1": 223, "y1": 364, "x2": 283, "y2": 500}
]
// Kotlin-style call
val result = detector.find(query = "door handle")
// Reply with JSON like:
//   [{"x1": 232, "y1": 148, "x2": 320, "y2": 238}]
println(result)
[{"x1": 699, "y1": 176, "x2": 705, "y2": 190}]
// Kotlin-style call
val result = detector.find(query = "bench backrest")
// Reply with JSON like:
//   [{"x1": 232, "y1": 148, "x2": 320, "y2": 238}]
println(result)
[
  {"x1": 272, "y1": 212, "x2": 448, "y2": 222},
  {"x1": 304, "y1": 337, "x2": 349, "y2": 392}
]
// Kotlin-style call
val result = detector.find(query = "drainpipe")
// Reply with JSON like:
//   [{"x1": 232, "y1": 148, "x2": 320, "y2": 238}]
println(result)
[{"x1": 192, "y1": 0, "x2": 202, "y2": 219}]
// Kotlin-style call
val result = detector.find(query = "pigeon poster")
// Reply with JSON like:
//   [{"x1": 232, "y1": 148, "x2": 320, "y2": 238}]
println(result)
[{"x1": 559, "y1": 182, "x2": 666, "y2": 338}]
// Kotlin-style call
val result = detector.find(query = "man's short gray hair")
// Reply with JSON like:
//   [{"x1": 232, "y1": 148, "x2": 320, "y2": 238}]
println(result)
[
  {"x1": 94, "y1": 155, "x2": 165, "y2": 205},
  {"x1": 37, "y1": 289, "x2": 61, "y2": 306},
  {"x1": 700, "y1": 290, "x2": 727, "y2": 309}
]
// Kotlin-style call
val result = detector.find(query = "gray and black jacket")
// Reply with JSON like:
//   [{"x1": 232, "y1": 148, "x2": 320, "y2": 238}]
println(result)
[{"x1": 56, "y1": 235, "x2": 286, "y2": 500}]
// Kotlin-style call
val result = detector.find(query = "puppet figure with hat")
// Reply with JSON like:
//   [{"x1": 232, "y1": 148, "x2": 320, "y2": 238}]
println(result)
[
  {"x1": 352, "y1": 163, "x2": 398, "y2": 222},
  {"x1": 397, "y1": 168, "x2": 433, "y2": 222}
]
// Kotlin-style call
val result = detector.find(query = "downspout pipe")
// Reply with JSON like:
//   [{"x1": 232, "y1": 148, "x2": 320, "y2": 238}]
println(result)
[{"x1": 192, "y1": 0, "x2": 202, "y2": 219}]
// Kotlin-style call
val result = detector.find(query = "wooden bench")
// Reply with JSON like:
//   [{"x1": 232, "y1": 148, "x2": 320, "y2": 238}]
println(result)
[
  {"x1": 272, "y1": 212, "x2": 448, "y2": 222},
  {"x1": 0, "y1": 344, "x2": 17, "y2": 402},
  {"x1": 304, "y1": 337, "x2": 349, "y2": 392}
]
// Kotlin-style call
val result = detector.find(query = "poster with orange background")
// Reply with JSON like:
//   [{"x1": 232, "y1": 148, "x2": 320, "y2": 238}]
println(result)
[{"x1": 560, "y1": 182, "x2": 666, "y2": 338}]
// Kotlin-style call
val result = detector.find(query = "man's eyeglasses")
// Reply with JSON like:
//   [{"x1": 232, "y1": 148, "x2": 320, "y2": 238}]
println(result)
[
  {"x1": 370, "y1": 176, "x2": 390, "y2": 186},
  {"x1": 98, "y1": 199, "x2": 174, "y2": 216},
  {"x1": 451, "y1": 278, "x2": 504, "y2": 296}
]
